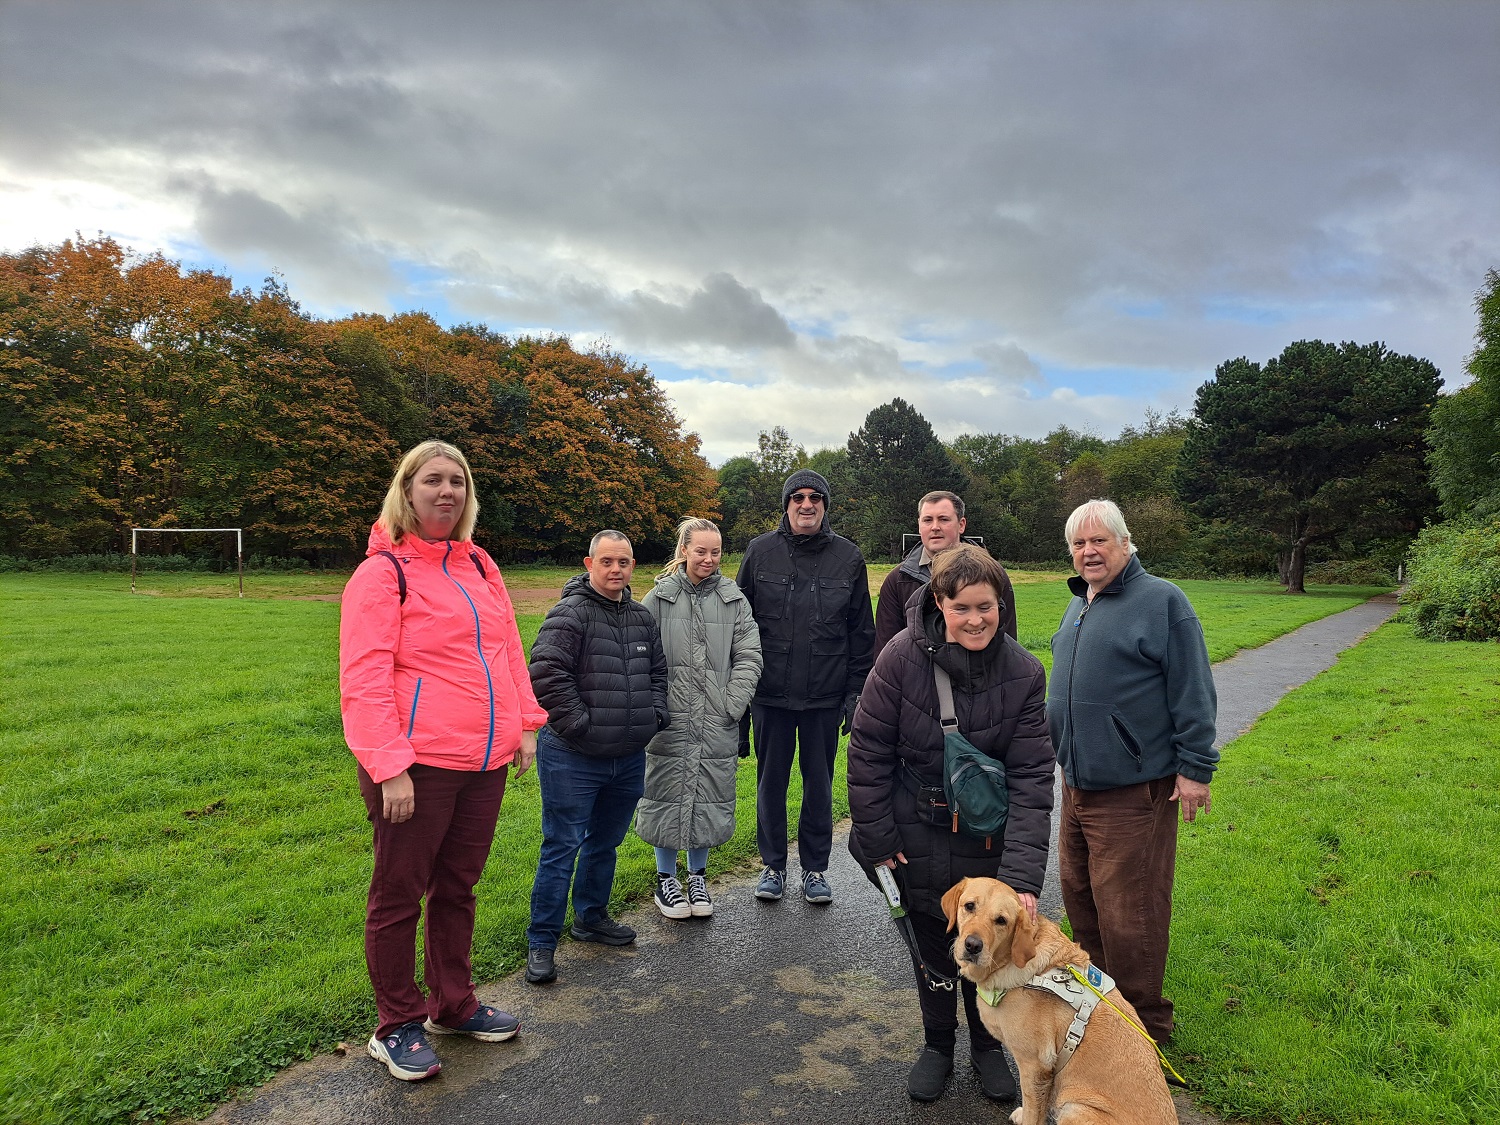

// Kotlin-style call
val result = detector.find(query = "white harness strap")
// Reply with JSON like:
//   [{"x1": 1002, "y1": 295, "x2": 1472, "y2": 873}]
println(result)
[{"x1": 1022, "y1": 964, "x2": 1115, "y2": 1071}]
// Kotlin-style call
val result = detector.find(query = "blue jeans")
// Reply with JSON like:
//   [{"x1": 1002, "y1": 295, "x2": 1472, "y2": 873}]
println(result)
[{"x1": 526, "y1": 726, "x2": 646, "y2": 949}]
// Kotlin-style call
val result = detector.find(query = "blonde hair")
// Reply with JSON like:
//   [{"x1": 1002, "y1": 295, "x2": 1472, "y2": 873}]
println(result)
[
  {"x1": 379, "y1": 440, "x2": 480, "y2": 543},
  {"x1": 661, "y1": 517, "x2": 722, "y2": 575}
]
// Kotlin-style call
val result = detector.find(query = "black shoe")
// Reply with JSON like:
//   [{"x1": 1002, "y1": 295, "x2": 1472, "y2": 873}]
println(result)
[
  {"x1": 524, "y1": 946, "x2": 556, "y2": 984},
  {"x1": 906, "y1": 1047, "x2": 953, "y2": 1102},
  {"x1": 971, "y1": 1049, "x2": 1017, "y2": 1101},
  {"x1": 569, "y1": 913, "x2": 637, "y2": 946}
]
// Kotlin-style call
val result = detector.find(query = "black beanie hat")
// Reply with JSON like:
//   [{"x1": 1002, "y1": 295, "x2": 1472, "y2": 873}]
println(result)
[{"x1": 781, "y1": 469, "x2": 833, "y2": 510}]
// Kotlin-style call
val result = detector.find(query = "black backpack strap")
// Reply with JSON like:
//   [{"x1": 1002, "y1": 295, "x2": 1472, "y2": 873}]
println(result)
[{"x1": 377, "y1": 550, "x2": 407, "y2": 604}]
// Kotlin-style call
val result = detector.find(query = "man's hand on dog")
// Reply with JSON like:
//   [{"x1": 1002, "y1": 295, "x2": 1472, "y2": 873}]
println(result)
[
  {"x1": 1171, "y1": 774, "x2": 1212, "y2": 822},
  {"x1": 382, "y1": 771, "x2": 416, "y2": 823}
]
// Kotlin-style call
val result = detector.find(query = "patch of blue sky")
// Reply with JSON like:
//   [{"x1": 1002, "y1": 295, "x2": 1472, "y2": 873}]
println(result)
[
  {"x1": 387, "y1": 260, "x2": 458, "y2": 324},
  {"x1": 1199, "y1": 296, "x2": 1294, "y2": 326},
  {"x1": 1118, "y1": 299, "x2": 1167, "y2": 319},
  {"x1": 785, "y1": 315, "x2": 839, "y2": 340},
  {"x1": 641, "y1": 356, "x2": 716, "y2": 384}
]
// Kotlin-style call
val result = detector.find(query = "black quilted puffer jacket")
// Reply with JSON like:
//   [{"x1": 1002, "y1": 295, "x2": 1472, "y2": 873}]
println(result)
[{"x1": 528, "y1": 574, "x2": 668, "y2": 758}]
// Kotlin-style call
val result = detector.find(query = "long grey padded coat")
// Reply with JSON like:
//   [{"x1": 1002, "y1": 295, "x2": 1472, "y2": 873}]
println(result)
[{"x1": 636, "y1": 569, "x2": 763, "y2": 850}]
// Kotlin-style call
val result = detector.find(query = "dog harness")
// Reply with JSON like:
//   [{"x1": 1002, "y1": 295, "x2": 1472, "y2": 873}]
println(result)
[{"x1": 976, "y1": 963, "x2": 1115, "y2": 1072}]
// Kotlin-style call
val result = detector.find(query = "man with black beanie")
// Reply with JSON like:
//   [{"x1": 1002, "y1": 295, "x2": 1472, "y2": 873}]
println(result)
[{"x1": 736, "y1": 469, "x2": 875, "y2": 905}]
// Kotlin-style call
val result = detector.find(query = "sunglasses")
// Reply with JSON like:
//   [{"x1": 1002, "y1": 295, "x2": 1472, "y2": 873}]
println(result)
[{"x1": 789, "y1": 492, "x2": 825, "y2": 505}]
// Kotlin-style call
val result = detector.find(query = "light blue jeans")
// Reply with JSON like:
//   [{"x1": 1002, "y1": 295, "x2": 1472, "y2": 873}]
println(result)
[{"x1": 654, "y1": 846, "x2": 710, "y2": 875}]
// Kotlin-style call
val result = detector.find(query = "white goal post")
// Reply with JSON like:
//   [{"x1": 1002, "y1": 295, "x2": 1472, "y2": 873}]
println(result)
[
  {"x1": 901, "y1": 533, "x2": 987, "y2": 554},
  {"x1": 131, "y1": 527, "x2": 244, "y2": 597}
]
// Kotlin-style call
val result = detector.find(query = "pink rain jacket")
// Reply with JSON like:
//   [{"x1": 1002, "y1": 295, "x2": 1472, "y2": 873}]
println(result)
[{"x1": 340, "y1": 523, "x2": 547, "y2": 783}]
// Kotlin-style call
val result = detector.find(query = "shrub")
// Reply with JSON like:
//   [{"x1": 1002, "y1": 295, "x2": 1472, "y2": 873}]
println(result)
[
  {"x1": 1304, "y1": 559, "x2": 1396, "y2": 586},
  {"x1": 1402, "y1": 519, "x2": 1500, "y2": 641}
]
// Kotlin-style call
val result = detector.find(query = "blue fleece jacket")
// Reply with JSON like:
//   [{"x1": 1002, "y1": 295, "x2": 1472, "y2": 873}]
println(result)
[{"x1": 1047, "y1": 555, "x2": 1218, "y2": 790}]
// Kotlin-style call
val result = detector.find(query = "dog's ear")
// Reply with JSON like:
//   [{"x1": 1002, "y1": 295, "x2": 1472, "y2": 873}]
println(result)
[
  {"x1": 941, "y1": 879, "x2": 968, "y2": 932},
  {"x1": 1010, "y1": 906, "x2": 1039, "y2": 969}
]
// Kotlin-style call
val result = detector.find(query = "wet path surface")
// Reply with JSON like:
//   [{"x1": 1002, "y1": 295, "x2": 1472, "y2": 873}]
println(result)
[{"x1": 202, "y1": 595, "x2": 1397, "y2": 1125}]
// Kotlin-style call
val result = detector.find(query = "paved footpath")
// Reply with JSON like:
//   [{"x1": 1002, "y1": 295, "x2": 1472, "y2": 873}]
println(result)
[{"x1": 203, "y1": 595, "x2": 1397, "y2": 1125}]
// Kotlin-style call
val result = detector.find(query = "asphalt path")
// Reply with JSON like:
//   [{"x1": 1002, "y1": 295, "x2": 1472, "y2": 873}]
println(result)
[{"x1": 201, "y1": 594, "x2": 1396, "y2": 1125}]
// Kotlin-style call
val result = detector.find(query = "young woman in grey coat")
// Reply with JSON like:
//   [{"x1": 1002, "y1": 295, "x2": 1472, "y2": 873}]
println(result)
[{"x1": 638, "y1": 518, "x2": 763, "y2": 919}]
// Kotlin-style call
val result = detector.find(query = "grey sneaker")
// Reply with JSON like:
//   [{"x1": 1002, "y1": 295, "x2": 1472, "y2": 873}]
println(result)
[
  {"x1": 367, "y1": 1021, "x2": 441, "y2": 1081},
  {"x1": 802, "y1": 870, "x2": 833, "y2": 904},
  {"x1": 755, "y1": 866, "x2": 785, "y2": 900},
  {"x1": 524, "y1": 946, "x2": 556, "y2": 984},
  {"x1": 425, "y1": 1004, "x2": 520, "y2": 1043},
  {"x1": 654, "y1": 872, "x2": 691, "y2": 920},
  {"x1": 685, "y1": 870, "x2": 714, "y2": 917}
]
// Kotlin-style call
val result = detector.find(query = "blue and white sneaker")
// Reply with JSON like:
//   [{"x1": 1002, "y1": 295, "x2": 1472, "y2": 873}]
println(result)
[
  {"x1": 425, "y1": 1003, "x2": 520, "y2": 1043},
  {"x1": 755, "y1": 866, "x2": 786, "y2": 900},
  {"x1": 368, "y1": 1021, "x2": 441, "y2": 1081},
  {"x1": 802, "y1": 870, "x2": 833, "y2": 904}
]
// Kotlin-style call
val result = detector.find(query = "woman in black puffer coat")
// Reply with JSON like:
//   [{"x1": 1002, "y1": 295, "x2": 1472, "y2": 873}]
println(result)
[{"x1": 848, "y1": 544, "x2": 1055, "y2": 1105}]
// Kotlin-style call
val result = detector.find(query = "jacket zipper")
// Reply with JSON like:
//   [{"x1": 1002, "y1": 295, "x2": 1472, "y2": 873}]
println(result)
[
  {"x1": 442, "y1": 542, "x2": 497, "y2": 769},
  {"x1": 1064, "y1": 597, "x2": 1091, "y2": 785},
  {"x1": 406, "y1": 677, "x2": 423, "y2": 738}
]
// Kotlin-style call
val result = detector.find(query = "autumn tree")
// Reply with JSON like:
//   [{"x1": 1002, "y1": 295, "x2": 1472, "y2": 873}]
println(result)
[{"x1": 1176, "y1": 340, "x2": 1441, "y2": 592}]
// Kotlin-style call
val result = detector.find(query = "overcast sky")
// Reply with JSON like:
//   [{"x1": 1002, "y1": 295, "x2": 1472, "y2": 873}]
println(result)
[{"x1": 3, "y1": 1, "x2": 1497, "y2": 463}]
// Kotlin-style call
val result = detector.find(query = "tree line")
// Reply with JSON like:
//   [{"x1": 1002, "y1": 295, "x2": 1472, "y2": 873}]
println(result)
[
  {"x1": 4, "y1": 239, "x2": 1495, "y2": 596},
  {"x1": 0, "y1": 238, "x2": 716, "y2": 562}
]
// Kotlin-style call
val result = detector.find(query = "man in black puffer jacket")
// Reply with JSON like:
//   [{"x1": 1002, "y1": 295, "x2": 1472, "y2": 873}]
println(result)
[
  {"x1": 738, "y1": 469, "x2": 876, "y2": 906},
  {"x1": 525, "y1": 530, "x2": 667, "y2": 985}
]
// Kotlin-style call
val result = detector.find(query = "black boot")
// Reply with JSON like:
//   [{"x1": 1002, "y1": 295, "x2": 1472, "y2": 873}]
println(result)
[
  {"x1": 906, "y1": 1047, "x2": 954, "y2": 1102},
  {"x1": 971, "y1": 1048, "x2": 1017, "y2": 1101}
]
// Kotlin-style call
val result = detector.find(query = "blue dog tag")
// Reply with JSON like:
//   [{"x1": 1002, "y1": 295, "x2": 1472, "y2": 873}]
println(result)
[{"x1": 1087, "y1": 965, "x2": 1104, "y2": 989}]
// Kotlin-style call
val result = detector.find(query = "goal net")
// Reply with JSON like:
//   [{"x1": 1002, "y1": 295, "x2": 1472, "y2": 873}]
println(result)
[{"x1": 130, "y1": 527, "x2": 244, "y2": 597}]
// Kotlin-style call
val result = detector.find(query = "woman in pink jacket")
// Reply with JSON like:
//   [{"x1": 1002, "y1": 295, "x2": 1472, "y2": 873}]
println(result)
[{"x1": 340, "y1": 439, "x2": 547, "y2": 1082}]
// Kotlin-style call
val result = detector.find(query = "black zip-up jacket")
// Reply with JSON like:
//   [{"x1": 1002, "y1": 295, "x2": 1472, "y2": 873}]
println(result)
[
  {"x1": 737, "y1": 516, "x2": 876, "y2": 711},
  {"x1": 528, "y1": 573, "x2": 668, "y2": 757}
]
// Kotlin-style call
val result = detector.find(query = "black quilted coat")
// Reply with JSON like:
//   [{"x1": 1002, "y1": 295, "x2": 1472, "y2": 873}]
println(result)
[
  {"x1": 528, "y1": 574, "x2": 668, "y2": 758},
  {"x1": 847, "y1": 586, "x2": 1055, "y2": 919}
]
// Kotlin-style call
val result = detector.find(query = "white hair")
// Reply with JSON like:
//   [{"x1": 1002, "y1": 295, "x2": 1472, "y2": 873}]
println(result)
[{"x1": 1064, "y1": 499, "x2": 1138, "y2": 555}]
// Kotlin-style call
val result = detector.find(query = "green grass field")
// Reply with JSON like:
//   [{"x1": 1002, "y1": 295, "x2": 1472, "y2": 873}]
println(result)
[
  {"x1": 0, "y1": 569, "x2": 1390, "y2": 1123},
  {"x1": 1171, "y1": 623, "x2": 1500, "y2": 1122}
]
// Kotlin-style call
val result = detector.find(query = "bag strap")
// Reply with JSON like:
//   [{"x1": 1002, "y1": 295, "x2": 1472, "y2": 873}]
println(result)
[
  {"x1": 377, "y1": 550, "x2": 407, "y2": 605},
  {"x1": 377, "y1": 548, "x2": 487, "y2": 605},
  {"x1": 933, "y1": 663, "x2": 959, "y2": 733}
]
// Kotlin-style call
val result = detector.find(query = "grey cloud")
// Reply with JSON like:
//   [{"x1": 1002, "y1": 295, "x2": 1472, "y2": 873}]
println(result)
[
  {"x1": 975, "y1": 342, "x2": 1041, "y2": 384},
  {"x1": 613, "y1": 273, "x2": 795, "y2": 350},
  {"x1": 2, "y1": 0, "x2": 1497, "y2": 455}
]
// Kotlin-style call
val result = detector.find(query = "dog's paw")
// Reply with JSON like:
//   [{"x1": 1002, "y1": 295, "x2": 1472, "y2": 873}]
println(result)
[{"x1": 1008, "y1": 1108, "x2": 1023, "y2": 1125}]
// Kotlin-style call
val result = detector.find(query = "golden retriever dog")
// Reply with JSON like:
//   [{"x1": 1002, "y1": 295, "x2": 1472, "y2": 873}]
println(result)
[{"x1": 942, "y1": 877, "x2": 1177, "y2": 1125}]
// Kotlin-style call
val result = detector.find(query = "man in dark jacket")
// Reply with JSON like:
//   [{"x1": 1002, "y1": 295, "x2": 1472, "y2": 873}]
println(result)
[
  {"x1": 738, "y1": 469, "x2": 875, "y2": 905},
  {"x1": 873, "y1": 490, "x2": 1018, "y2": 657},
  {"x1": 1047, "y1": 499, "x2": 1217, "y2": 1041},
  {"x1": 524, "y1": 530, "x2": 668, "y2": 985}
]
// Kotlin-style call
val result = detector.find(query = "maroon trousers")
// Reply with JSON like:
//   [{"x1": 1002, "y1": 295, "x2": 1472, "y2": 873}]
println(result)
[
  {"x1": 1058, "y1": 775, "x2": 1179, "y2": 1040},
  {"x1": 358, "y1": 762, "x2": 507, "y2": 1038}
]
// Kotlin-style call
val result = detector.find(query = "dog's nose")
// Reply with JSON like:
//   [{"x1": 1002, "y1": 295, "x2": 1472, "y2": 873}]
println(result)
[{"x1": 964, "y1": 935, "x2": 984, "y2": 957}]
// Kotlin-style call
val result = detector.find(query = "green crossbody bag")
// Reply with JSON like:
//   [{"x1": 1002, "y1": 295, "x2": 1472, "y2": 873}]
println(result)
[{"x1": 932, "y1": 663, "x2": 1010, "y2": 847}]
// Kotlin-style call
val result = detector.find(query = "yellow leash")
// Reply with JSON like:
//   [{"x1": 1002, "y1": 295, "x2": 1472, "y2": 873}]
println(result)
[{"x1": 1064, "y1": 965, "x2": 1188, "y2": 1088}]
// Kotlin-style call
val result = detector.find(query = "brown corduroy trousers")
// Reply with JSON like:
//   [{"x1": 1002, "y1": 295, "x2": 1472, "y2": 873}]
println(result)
[{"x1": 1058, "y1": 774, "x2": 1179, "y2": 1040}]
